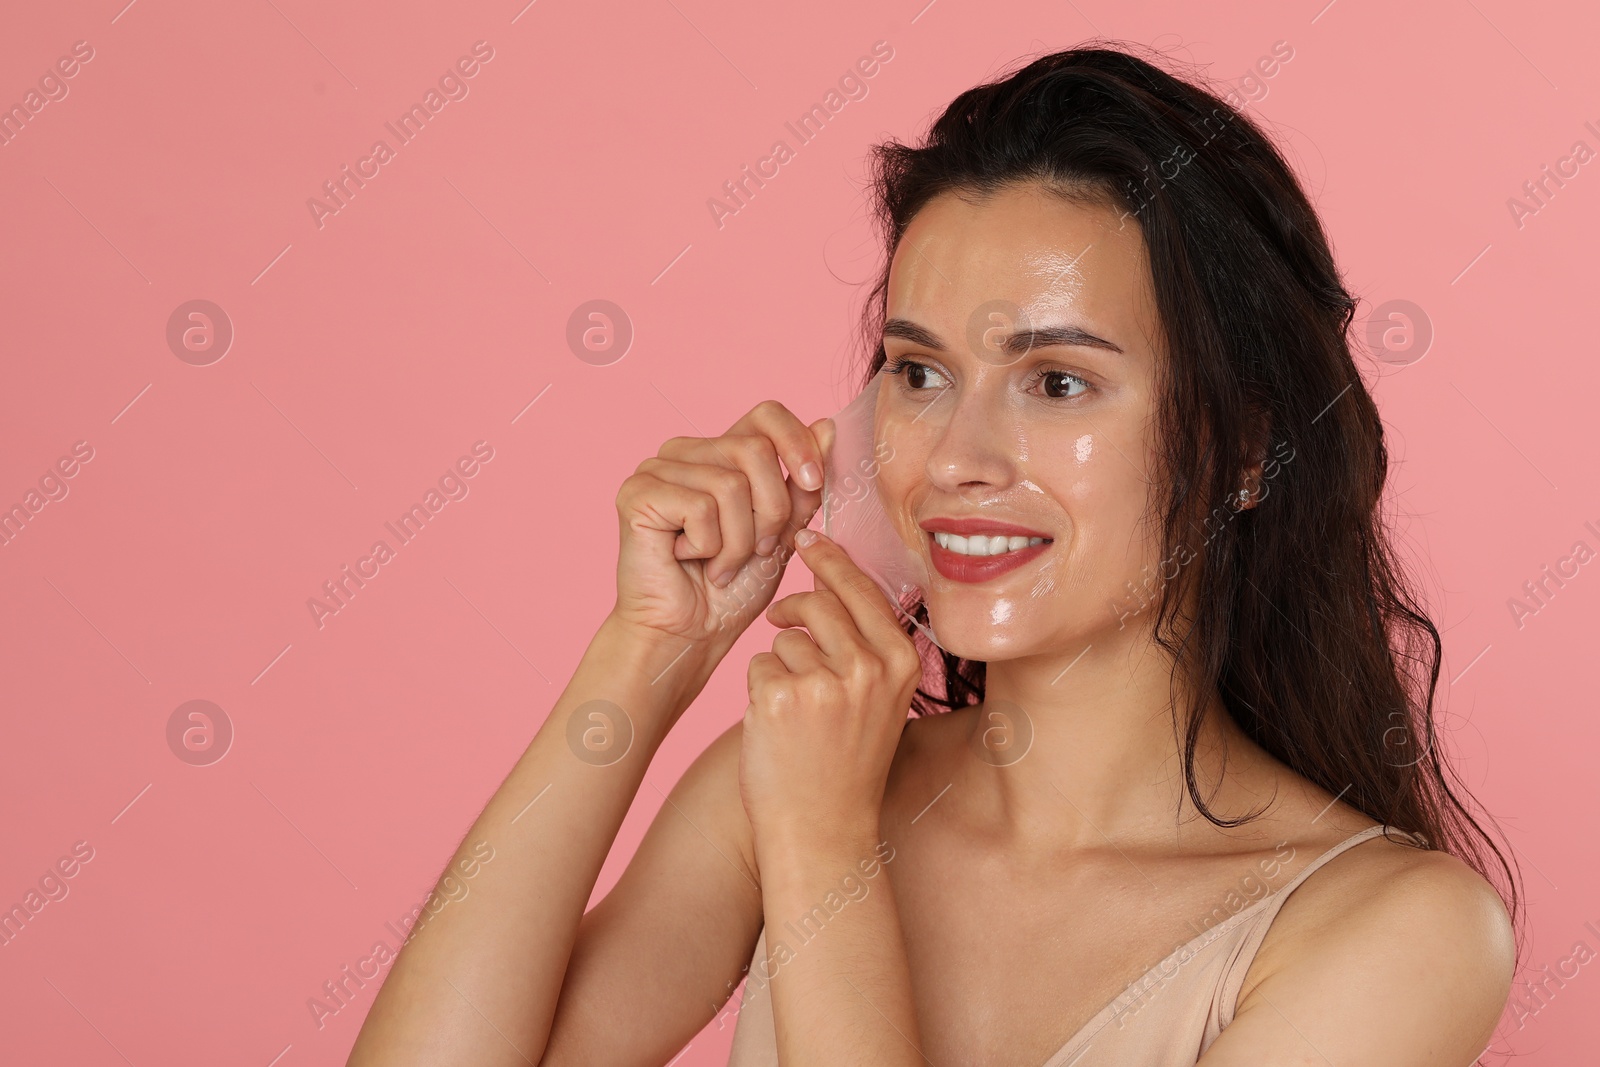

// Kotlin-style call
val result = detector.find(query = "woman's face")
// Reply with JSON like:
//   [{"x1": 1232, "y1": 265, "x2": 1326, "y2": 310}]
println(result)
[{"x1": 875, "y1": 182, "x2": 1169, "y2": 662}]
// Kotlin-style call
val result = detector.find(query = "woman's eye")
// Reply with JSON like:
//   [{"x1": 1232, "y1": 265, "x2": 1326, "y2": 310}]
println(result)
[
  {"x1": 886, "y1": 356, "x2": 1089, "y2": 401},
  {"x1": 1040, "y1": 371, "x2": 1089, "y2": 399},
  {"x1": 887, "y1": 357, "x2": 951, "y2": 391},
  {"x1": 909, "y1": 363, "x2": 950, "y2": 390}
]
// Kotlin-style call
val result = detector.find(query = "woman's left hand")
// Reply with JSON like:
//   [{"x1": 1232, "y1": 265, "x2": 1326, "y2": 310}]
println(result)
[{"x1": 739, "y1": 528, "x2": 925, "y2": 862}]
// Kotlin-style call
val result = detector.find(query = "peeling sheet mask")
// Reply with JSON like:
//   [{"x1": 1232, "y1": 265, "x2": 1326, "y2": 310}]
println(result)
[{"x1": 813, "y1": 373, "x2": 945, "y2": 650}]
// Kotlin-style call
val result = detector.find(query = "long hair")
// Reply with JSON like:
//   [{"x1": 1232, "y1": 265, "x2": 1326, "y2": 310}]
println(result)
[{"x1": 853, "y1": 41, "x2": 1521, "y2": 948}]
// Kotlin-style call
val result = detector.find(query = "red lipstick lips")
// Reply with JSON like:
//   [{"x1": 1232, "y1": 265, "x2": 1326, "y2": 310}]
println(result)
[{"x1": 919, "y1": 517, "x2": 1053, "y2": 583}]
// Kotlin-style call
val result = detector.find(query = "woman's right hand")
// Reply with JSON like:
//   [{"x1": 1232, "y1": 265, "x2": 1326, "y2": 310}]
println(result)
[{"x1": 612, "y1": 400, "x2": 836, "y2": 656}]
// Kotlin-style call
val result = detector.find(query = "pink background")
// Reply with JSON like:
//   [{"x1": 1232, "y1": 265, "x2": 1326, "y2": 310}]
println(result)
[{"x1": 2, "y1": 0, "x2": 1596, "y2": 1063}]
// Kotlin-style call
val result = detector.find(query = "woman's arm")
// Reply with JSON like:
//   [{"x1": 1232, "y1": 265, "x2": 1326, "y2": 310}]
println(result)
[
  {"x1": 740, "y1": 529, "x2": 930, "y2": 1065},
  {"x1": 756, "y1": 829, "x2": 923, "y2": 1064},
  {"x1": 349, "y1": 401, "x2": 835, "y2": 1065},
  {"x1": 1195, "y1": 847, "x2": 1514, "y2": 1066},
  {"x1": 347, "y1": 613, "x2": 724, "y2": 1065},
  {"x1": 538, "y1": 716, "x2": 765, "y2": 1064}
]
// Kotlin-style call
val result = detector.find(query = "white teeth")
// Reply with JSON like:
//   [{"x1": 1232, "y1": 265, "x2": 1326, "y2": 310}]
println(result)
[{"x1": 933, "y1": 532, "x2": 1046, "y2": 556}]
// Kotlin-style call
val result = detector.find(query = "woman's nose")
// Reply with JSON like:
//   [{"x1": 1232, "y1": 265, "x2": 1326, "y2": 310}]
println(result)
[{"x1": 923, "y1": 386, "x2": 1019, "y2": 494}]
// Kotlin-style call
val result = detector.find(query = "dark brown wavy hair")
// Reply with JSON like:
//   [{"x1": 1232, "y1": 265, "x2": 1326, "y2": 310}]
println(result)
[{"x1": 851, "y1": 41, "x2": 1522, "y2": 950}]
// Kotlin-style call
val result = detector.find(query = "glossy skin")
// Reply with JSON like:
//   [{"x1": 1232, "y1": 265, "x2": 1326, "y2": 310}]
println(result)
[
  {"x1": 874, "y1": 183, "x2": 1164, "y2": 664},
  {"x1": 347, "y1": 185, "x2": 1514, "y2": 1067}
]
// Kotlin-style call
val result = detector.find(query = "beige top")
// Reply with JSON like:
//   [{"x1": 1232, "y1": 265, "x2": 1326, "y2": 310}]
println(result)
[{"x1": 724, "y1": 823, "x2": 1425, "y2": 1065}]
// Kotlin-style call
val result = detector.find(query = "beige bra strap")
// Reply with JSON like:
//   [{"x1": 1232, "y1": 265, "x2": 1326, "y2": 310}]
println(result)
[{"x1": 1214, "y1": 823, "x2": 1428, "y2": 1025}]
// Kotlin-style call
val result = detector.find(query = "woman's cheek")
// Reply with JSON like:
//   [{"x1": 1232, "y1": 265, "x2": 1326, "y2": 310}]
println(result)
[
  {"x1": 1046, "y1": 446, "x2": 1155, "y2": 586},
  {"x1": 1055, "y1": 436, "x2": 1115, "y2": 502}
]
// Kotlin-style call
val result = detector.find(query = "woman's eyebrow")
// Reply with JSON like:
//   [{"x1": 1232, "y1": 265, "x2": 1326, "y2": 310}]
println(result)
[{"x1": 882, "y1": 317, "x2": 1124, "y2": 356}]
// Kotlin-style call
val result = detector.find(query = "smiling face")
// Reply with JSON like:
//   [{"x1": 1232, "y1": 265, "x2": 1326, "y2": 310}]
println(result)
[{"x1": 873, "y1": 181, "x2": 1171, "y2": 661}]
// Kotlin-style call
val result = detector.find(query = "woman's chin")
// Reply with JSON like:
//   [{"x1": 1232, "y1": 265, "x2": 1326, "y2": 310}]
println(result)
[{"x1": 923, "y1": 619, "x2": 1022, "y2": 663}]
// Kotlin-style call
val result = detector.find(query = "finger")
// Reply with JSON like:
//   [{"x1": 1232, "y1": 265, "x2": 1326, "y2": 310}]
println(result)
[
  {"x1": 726, "y1": 400, "x2": 829, "y2": 495},
  {"x1": 659, "y1": 435, "x2": 792, "y2": 560},
  {"x1": 650, "y1": 457, "x2": 762, "y2": 583},
  {"x1": 774, "y1": 416, "x2": 835, "y2": 551},
  {"x1": 791, "y1": 529, "x2": 907, "y2": 645},
  {"x1": 617, "y1": 468, "x2": 724, "y2": 564},
  {"x1": 769, "y1": 626, "x2": 826, "y2": 674},
  {"x1": 765, "y1": 589, "x2": 859, "y2": 663},
  {"x1": 634, "y1": 457, "x2": 757, "y2": 580},
  {"x1": 747, "y1": 651, "x2": 791, "y2": 706}
]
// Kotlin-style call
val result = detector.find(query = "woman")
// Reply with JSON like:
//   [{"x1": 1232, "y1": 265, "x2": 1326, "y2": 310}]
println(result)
[{"x1": 349, "y1": 43, "x2": 1520, "y2": 1066}]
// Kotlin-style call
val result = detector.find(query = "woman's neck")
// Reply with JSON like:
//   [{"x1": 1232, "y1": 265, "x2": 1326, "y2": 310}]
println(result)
[{"x1": 946, "y1": 628, "x2": 1262, "y2": 854}]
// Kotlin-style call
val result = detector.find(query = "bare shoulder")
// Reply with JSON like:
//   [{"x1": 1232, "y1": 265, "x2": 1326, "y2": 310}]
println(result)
[
  {"x1": 1251, "y1": 827, "x2": 1514, "y2": 976},
  {"x1": 1205, "y1": 828, "x2": 1516, "y2": 1065},
  {"x1": 674, "y1": 714, "x2": 746, "y2": 795}
]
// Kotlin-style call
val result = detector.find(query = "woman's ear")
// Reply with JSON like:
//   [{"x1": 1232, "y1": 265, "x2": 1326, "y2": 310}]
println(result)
[
  {"x1": 1236, "y1": 459, "x2": 1263, "y2": 510},
  {"x1": 1236, "y1": 410, "x2": 1271, "y2": 511}
]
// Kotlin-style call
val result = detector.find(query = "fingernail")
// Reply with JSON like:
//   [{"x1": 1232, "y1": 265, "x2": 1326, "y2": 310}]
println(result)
[
  {"x1": 712, "y1": 567, "x2": 732, "y2": 587},
  {"x1": 799, "y1": 462, "x2": 823, "y2": 491},
  {"x1": 757, "y1": 534, "x2": 778, "y2": 556},
  {"x1": 795, "y1": 528, "x2": 818, "y2": 548}
]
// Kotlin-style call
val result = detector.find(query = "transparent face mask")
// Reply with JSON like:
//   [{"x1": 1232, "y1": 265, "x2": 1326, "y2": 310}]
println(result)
[{"x1": 812, "y1": 372, "x2": 944, "y2": 650}]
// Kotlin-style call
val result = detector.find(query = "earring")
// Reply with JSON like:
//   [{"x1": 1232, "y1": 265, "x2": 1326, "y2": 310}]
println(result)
[{"x1": 1239, "y1": 487, "x2": 1251, "y2": 503}]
